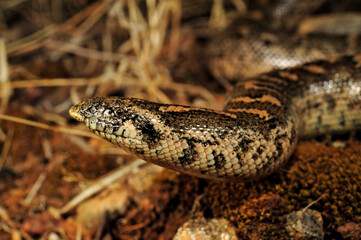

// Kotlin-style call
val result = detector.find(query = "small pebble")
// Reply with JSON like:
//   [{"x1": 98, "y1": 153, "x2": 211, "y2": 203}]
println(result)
[
  {"x1": 337, "y1": 222, "x2": 361, "y2": 239},
  {"x1": 173, "y1": 217, "x2": 237, "y2": 240},
  {"x1": 48, "y1": 232, "x2": 61, "y2": 240},
  {"x1": 285, "y1": 209, "x2": 324, "y2": 240}
]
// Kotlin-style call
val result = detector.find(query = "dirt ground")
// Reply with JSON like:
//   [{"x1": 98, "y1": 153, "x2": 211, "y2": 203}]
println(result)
[{"x1": 0, "y1": 1, "x2": 360, "y2": 239}]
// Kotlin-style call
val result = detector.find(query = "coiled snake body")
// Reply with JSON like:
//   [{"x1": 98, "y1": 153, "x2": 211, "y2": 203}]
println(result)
[{"x1": 69, "y1": 55, "x2": 361, "y2": 181}]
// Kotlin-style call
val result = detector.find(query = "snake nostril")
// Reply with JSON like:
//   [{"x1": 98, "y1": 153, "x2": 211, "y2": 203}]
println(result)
[{"x1": 103, "y1": 109, "x2": 113, "y2": 116}]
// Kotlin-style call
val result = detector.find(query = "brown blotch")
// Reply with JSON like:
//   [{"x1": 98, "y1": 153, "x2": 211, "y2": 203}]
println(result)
[
  {"x1": 303, "y1": 65, "x2": 326, "y2": 74},
  {"x1": 278, "y1": 71, "x2": 298, "y2": 81},
  {"x1": 231, "y1": 95, "x2": 282, "y2": 107}
]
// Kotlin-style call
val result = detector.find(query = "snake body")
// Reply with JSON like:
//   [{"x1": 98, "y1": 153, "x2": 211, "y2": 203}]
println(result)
[
  {"x1": 69, "y1": 55, "x2": 361, "y2": 181},
  {"x1": 207, "y1": 17, "x2": 361, "y2": 81}
]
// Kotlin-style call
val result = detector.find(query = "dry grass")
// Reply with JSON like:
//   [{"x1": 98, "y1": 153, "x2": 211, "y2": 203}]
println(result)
[
  {"x1": 0, "y1": 0, "x2": 231, "y2": 134},
  {"x1": 0, "y1": 0, "x2": 237, "y2": 239}
]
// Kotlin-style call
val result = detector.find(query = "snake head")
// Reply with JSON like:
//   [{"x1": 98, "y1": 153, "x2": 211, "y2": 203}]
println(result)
[
  {"x1": 69, "y1": 97, "x2": 168, "y2": 153},
  {"x1": 69, "y1": 96, "x2": 130, "y2": 127}
]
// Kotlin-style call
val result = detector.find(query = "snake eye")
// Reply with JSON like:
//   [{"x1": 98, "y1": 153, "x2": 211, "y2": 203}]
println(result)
[{"x1": 115, "y1": 108, "x2": 123, "y2": 117}]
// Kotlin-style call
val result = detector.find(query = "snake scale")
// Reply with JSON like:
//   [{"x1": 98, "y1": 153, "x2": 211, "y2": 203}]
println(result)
[{"x1": 69, "y1": 53, "x2": 361, "y2": 181}]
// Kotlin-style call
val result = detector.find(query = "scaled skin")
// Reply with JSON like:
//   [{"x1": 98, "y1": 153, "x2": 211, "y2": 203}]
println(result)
[{"x1": 70, "y1": 55, "x2": 361, "y2": 181}]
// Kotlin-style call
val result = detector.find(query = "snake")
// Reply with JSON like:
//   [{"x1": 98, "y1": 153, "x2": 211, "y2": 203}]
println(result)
[
  {"x1": 69, "y1": 54, "x2": 361, "y2": 181},
  {"x1": 206, "y1": 17, "x2": 361, "y2": 81}
]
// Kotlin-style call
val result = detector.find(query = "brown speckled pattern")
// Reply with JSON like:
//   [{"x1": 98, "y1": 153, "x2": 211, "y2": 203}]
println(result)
[
  {"x1": 69, "y1": 55, "x2": 361, "y2": 181},
  {"x1": 207, "y1": 18, "x2": 361, "y2": 81}
]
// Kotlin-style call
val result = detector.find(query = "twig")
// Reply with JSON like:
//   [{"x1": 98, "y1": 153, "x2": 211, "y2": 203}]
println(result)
[
  {"x1": 24, "y1": 173, "x2": 47, "y2": 205},
  {"x1": 0, "y1": 127, "x2": 14, "y2": 170},
  {"x1": 0, "y1": 78, "x2": 219, "y2": 108},
  {"x1": 0, "y1": 38, "x2": 10, "y2": 112},
  {"x1": 45, "y1": 39, "x2": 132, "y2": 62},
  {"x1": 58, "y1": 159, "x2": 145, "y2": 214},
  {"x1": 1, "y1": 78, "x2": 103, "y2": 89},
  {"x1": 0, "y1": 114, "x2": 96, "y2": 138},
  {"x1": 302, "y1": 195, "x2": 325, "y2": 212}
]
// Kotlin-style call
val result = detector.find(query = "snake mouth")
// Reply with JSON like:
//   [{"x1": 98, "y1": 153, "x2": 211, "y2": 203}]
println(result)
[{"x1": 69, "y1": 104, "x2": 84, "y2": 122}]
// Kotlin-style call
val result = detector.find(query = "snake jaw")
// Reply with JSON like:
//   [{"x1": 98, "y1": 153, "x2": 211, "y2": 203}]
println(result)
[{"x1": 69, "y1": 103, "x2": 85, "y2": 122}]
